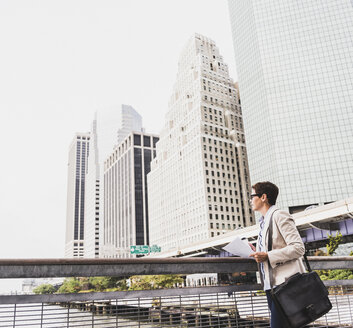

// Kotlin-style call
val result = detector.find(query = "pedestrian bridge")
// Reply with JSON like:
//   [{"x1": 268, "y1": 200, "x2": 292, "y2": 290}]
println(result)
[
  {"x1": 150, "y1": 197, "x2": 353, "y2": 258},
  {"x1": 0, "y1": 257, "x2": 352, "y2": 327}
]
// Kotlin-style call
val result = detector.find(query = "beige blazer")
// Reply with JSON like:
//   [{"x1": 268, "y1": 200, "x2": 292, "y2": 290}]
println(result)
[{"x1": 256, "y1": 208, "x2": 306, "y2": 288}]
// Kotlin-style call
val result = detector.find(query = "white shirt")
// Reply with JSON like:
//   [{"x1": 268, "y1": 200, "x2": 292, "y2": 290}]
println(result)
[{"x1": 258, "y1": 205, "x2": 277, "y2": 290}]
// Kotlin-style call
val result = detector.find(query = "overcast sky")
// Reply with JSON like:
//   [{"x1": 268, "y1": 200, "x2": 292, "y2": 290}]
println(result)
[{"x1": 0, "y1": 0, "x2": 237, "y2": 292}]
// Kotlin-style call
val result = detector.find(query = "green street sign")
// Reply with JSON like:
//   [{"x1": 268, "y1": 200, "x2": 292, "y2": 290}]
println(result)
[
  {"x1": 130, "y1": 245, "x2": 149, "y2": 254},
  {"x1": 150, "y1": 245, "x2": 161, "y2": 253},
  {"x1": 130, "y1": 245, "x2": 161, "y2": 254}
]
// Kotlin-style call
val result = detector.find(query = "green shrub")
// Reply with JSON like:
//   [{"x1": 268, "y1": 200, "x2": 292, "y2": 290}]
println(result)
[
  {"x1": 57, "y1": 278, "x2": 81, "y2": 293},
  {"x1": 33, "y1": 284, "x2": 56, "y2": 294}
]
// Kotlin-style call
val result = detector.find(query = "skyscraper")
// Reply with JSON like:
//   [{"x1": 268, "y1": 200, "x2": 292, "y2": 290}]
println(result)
[
  {"x1": 84, "y1": 105, "x2": 144, "y2": 257},
  {"x1": 147, "y1": 34, "x2": 254, "y2": 253},
  {"x1": 228, "y1": 1, "x2": 353, "y2": 213},
  {"x1": 102, "y1": 132, "x2": 159, "y2": 258},
  {"x1": 65, "y1": 133, "x2": 90, "y2": 258},
  {"x1": 84, "y1": 118, "x2": 100, "y2": 258},
  {"x1": 117, "y1": 104, "x2": 143, "y2": 144}
]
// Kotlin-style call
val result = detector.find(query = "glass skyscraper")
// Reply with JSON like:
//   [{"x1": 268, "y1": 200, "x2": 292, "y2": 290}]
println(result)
[{"x1": 228, "y1": 0, "x2": 353, "y2": 212}]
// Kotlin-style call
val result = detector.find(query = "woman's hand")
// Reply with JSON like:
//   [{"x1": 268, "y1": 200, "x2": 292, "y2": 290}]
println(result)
[
  {"x1": 249, "y1": 252, "x2": 268, "y2": 263},
  {"x1": 249, "y1": 243, "x2": 256, "y2": 252}
]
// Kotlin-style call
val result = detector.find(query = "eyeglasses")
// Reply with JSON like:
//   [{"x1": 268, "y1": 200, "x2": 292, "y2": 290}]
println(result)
[{"x1": 250, "y1": 193, "x2": 262, "y2": 199}]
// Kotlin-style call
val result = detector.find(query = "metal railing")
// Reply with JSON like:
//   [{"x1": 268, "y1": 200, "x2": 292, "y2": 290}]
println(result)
[{"x1": 0, "y1": 257, "x2": 352, "y2": 327}]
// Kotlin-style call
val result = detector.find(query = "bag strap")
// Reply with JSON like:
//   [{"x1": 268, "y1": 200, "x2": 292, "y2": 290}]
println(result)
[
  {"x1": 267, "y1": 211, "x2": 311, "y2": 293},
  {"x1": 303, "y1": 251, "x2": 311, "y2": 272}
]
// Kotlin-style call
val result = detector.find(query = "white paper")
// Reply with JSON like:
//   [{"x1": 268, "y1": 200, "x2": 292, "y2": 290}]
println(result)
[{"x1": 222, "y1": 237, "x2": 253, "y2": 257}]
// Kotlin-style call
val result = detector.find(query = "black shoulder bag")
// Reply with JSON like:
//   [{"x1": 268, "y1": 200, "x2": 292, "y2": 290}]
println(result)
[{"x1": 267, "y1": 213, "x2": 332, "y2": 328}]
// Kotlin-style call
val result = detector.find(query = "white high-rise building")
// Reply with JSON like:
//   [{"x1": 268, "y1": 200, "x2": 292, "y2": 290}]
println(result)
[
  {"x1": 228, "y1": 1, "x2": 353, "y2": 213},
  {"x1": 102, "y1": 132, "x2": 159, "y2": 258},
  {"x1": 84, "y1": 105, "x2": 143, "y2": 257},
  {"x1": 147, "y1": 34, "x2": 254, "y2": 253},
  {"x1": 84, "y1": 118, "x2": 100, "y2": 258},
  {"x1": 65, "y1": 133, "x2": 90, "y2": 258},
  {"x1": 83, "y1": 107, "x2": 120, "y2": 258}
]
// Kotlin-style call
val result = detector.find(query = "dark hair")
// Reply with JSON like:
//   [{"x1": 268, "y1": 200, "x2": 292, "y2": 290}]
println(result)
[{"x1": 252, "y1": 181, "x2": 279, "y2": 206}]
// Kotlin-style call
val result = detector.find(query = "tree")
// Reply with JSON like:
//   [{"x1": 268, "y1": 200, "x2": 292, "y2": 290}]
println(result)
[
  {"x1": 55, "y1": 275, "x2": 182, "y2": 293},
  {"x1": 88, "y1": 277, "x2": 110, "y2": 291},
  {"x1": 326, "y1": 231, "x2": 342, "y2": 255},
  {"x1": 129, "y1": 275, "x2": 183, "y2": 290},
  {"x1": 88, "y1": 277, "x2": 128, "y2": 291},
  {"x1": 115, "y1": 279, "x2": 129, "y2": 291},
  {"x1": 57, "y1": 278, "x2": 81, "y2": 293},
  {"x1": 33, "y1": 284, "x2": 56, "y2": 294},
  {"x1": 316, "y1": 232, "x2": 353, "y2": 281},
  {"x1": 153, "y1": 275, "x2": 184, "y2": 288},
  {"x1": 129, "y1": 276, "x2": 154, "y2": 290}
]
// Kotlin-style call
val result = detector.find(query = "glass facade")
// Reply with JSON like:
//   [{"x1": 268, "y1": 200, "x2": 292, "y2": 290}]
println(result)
[
  {"x1": 143, "y1": 149, "x2": 152, "y2": 245},
  {"x1": 134, "y1": 147, "x2": 144, "y2": 245},
  {"x1": 228, "y1": 0, "x2": 353, "y2": 211},
  {"x1": 117, "y1": 104, "x2": 143, "y2": 144}
]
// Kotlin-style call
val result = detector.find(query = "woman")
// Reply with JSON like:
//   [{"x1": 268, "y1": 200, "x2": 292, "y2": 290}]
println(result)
[{"x1": 249, "y1": 181, "x2": 306, "y2": 328}]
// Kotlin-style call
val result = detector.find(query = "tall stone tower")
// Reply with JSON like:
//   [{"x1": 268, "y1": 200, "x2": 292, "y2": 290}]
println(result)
[{"x1": 147, "y1": 34, "x2": 254, "y2": 253}]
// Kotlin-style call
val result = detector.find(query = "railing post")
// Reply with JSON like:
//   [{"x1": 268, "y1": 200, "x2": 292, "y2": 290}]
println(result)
[
  {"x1": 198, "y1": 293, "x2": 202, "y2": 327},
  {"x1": 40, "y1": 303, "x2": 44, "y2": 327},
  {"x1": 335, "y1": 292, "x2": 342, "y2": 326},
  {"x1": 137, "y1": 297, "x2": 140, "y2": 328},
  {"x1": 159, "y1": 296, "x2": 162, "y2": 325},
  {"x1": 12, "y1": 304, "x2": 16, "y2": 328},
  {"x1": 66, "y1": 304, "x2": 70, "y2": 328},
  {"x1": 91, "y1": 301, "x2": 94, "y2": 328},
  {"x1": 179, "y1": 295, "x2": 182, "y2": 326},
  {"x1": 216, "y1": 293, "x2": 220, "y2": 327},
  {"x1": 232, "y1": 293, "x2": 239, "y2": 328},
  {"x1": 347, "y1": 286, "x2": 353, "y2": 323},
  {"x1": 250, "y1": 291, "x2": 255, "y2": 327},
  {"x1": 193, "y1": 295, "x2": 197, "y2": 327},
  {"x1": 115, "y1": 299, "x2": 118, "y2": 328}
]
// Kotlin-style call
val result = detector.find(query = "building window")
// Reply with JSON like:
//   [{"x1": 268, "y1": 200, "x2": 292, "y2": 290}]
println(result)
[
  {"x1": 143, "y1": 136, "x2": 151, "y2": 147},
  {"x1": 134, "y1": 134, "x2": 141, "y2": 146}
]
